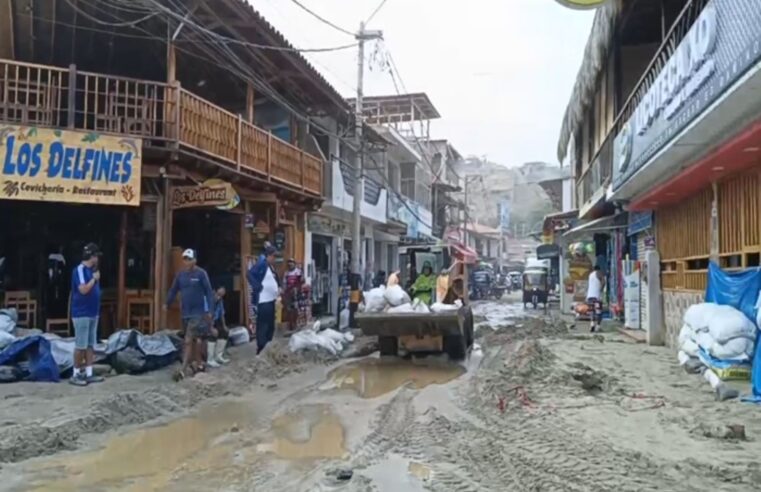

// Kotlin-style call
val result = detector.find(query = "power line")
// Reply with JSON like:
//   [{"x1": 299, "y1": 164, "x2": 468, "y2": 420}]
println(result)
[
  {"x1": 365, "y1": 0, "x2": 389, "y2": 25},
  {"x1": 288, "y1": 0, "x2": 355, "y2": 37},
  {"x1": 64, "y1": 0, "x2": 158, "y2": 26}
]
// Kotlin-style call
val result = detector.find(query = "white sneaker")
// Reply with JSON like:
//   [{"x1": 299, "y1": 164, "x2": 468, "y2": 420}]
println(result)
[{"x1": 206, "y1": 342, "x2": 220, "y2": 368}]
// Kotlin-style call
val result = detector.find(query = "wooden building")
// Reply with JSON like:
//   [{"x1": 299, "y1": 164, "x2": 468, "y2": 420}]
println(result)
[
  {"x1": 0, "y1": 0, "x2": 350, "y2": 334},
  {"x1": 559, "y1": 0, "x2": 761, "y2": 346}
]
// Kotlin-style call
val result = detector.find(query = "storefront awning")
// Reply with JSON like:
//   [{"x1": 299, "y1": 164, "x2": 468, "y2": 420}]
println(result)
[
  {"x1": 563, "y1": 213, "x2": 627, "y2": 238},
  {"x1": 450, "y1": 242, "x2": 478, "y2": 264}
]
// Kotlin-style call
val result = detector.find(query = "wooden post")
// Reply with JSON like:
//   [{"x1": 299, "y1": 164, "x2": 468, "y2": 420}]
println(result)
[
  {"x1": 710, "y1": 182, "x2": 719, "y2": 262},
  {"x1": 300, "y1": 152, "x2": 305, "y2": 190},
  {"x1": 67, "y1": 64, "x2": 77, "y2": 128},
  {"x1": 240, "y1": 200, "x2": 252, "y2": 326},
  {"x1": 267, "y1": 131, "x2": 273, "y2": 181},
  {"x1": 153, "y1": 185, "x2": 166, "y2": 330},
  {"x1": 236, "y1": 114, "x2": 242, "y2": 171},
  {"x1": 0, "y1": 0, "x2": 15, "y2": 59},
  {"x1": 246, "y1": 83, "x2": 255, "y2": 123},
  {"x1": 117, "y1": 210, "x2": 128, "y2": 328},
  {"x1": 167, "y1": 42, "x2": 177, "y2": 83}
]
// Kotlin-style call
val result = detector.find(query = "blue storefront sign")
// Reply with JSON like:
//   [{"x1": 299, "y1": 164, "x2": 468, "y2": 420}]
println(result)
[
  {"x1": 627, "y1": 211, "x2": 653, "y2": 236},
  {"x1": 613, "y1": 0, "x2": 761, "y2": 191}
]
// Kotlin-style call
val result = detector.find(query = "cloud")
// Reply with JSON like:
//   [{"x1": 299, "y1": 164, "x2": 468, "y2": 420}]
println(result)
[{"x1": 252, "y1": 0, "x2": 594, "y2": 166}]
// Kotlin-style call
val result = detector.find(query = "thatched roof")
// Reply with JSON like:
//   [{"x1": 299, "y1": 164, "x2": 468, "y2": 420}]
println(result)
[{"x1": 556, "y1": 0, "x2": 621, "y2": 163}]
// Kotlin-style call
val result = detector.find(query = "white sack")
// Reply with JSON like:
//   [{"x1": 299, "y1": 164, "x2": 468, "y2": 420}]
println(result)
[
  {"x1": 709, "y1": 337, "x2": 755, "y2": 361},
  {"x1": 288, "y1": 330, "x2": 342, "y2": 355},
  {"x1": 412, "y1": 299, "x2": 430, "y2": 313},
  {"x1": 678, "y1": 324, "x2": 694, "y2": 347},
  {"x1": 706, "y1": 305, "x2": 756, "y2": 343},
  {"x1": 677, "y1": 350, "x2": 691, "y2": 366},
  {"x1": 387, "y1": 303, "x2": 414, "y2": 313},
  {"x1": 339, "y1": 308, "x2": 350, "y2": 330},
  {"x1": 431, "y1": 302, "x2": 460, "y2": 313},
  {"x1": 683, "y1": 303, "x2": 719, "y2": 331},
  {"x1": 364, "y1": 286, "x2": 387, "y2": 313},
  {"x1": 0, "y1": 330, "x2": 15, "y2": 350},
  {"x1": 681, "y1": 338, "x2": 700, "y2": 358},
  {"x1": 384, "y1": 285, "x2": 411, "y2": 307}
]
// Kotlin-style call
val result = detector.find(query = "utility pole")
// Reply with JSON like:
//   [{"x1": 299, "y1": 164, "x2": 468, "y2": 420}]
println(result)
[{"x1": 349, "y1": 22, "x2": 383, "y2": 328}]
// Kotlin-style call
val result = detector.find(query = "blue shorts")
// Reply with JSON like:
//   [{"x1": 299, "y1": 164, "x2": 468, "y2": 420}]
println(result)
[{"x1": 72, "y1": 317, "x2": 99, "y2": 349}]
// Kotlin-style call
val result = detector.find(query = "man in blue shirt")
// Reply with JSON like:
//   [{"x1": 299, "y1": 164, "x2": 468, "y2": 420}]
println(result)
[
  {"x1": 165, "y1": 248, "x2": 214, "y2": 380},
  {"x1": 70, "y1": 243, "x2": 105, "y2": 386}
]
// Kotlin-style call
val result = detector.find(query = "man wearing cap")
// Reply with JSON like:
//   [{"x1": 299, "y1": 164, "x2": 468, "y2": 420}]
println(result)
[
  {"x1": 247, "y1": 244, "x2": 280, "y2": 354},
  {"x1": 69, "y1": 243, "x2": 105, "y2": 386},
  {"x1": 166, "y1": 249, "x2": 214, "y2": 379}
]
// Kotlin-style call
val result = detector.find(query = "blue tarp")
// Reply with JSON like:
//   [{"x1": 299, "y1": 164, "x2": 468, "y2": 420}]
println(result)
[
  {"x1": 705, "y1": 262, "x2": 761, "y2": 324},
  {"x1": 705, "y1": 262, "x2": 761, "y2": 403},
  {"x1": 0, "y1": 336, "x2": 59, "y2": 382}
]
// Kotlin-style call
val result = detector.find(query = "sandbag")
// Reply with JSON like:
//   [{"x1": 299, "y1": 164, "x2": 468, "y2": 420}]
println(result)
[
  {"x1": 364, "y1": 286, "x2": 387, "y2": 313},
  {"x1": 229, "y1": 326, "x2": 250, "y2": 346},
  {"x1": 683, "y1": 303, "x2": 720, "y2": 331},
  {"x1": 387, "y1": 303, "x2": 414, "y2": 313},
  {"x1": 681, "y1": 338, "x2": 700, "y2": 358},
  {"x1": 412, "y1": 299, "x2": 430, "y2": 313},
  {"x1": 339, "y1": 308, "x2": 350, "y2": 330},
  {"x1": 431, "y1": 302, "x2": 460, "y2": 313},
  {"x1": 709, "y1": 337, "x2": 755, "y2": 361},
  {"x1": 384, "y1": 285, "x2": 410, "y2": 307},
  {"x1": 0, "y1": 308, "x2": 17, "y2": 333},
  {"x1": 0, "y1": 330, "x2": 15, "y2": 350},
  {"x1": 706, "y1": 305, "x2": 756, "y2": 343}
]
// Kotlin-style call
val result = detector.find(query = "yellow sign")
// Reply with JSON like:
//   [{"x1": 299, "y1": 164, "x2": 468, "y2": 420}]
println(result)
[
  {"x1": 171, "y1": 179, "x2": 239, "y2": 210},
  {"x1": 554, "y1": 0, "x2": 608, "y2": 9},
  {"x1": 1, "y1": 126, "x2": 141, "y2": 206}
]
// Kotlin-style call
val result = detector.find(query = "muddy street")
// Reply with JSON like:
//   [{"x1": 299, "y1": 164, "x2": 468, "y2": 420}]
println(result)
[{"x1": 1, "y1": 299, "x2": 760, "y2": 491}]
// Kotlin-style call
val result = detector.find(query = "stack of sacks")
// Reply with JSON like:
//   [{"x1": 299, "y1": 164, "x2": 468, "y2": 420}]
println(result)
[
  {"x1": 359, "y1": 273, "x2": 460, "y2": 314},
  {"x1": 678, "y1": 303, "x2": 756, "y2": 380}
]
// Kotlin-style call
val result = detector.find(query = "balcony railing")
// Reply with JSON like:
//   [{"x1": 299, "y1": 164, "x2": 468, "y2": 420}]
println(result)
[
  {"x1": 576, "y1": 0, "x2": 710, "y2": 207},
  {"x1": 0, "y1": 58, "x2": 322, "y2": 196},
  {"x1": 577, "y1": 131, "x2": 613, "y2": 207}
]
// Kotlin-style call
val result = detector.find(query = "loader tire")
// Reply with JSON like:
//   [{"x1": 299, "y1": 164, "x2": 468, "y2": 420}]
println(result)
[
  {"x1": 379, "y1": 336, "x2": 398, "y2": 357},
  {"x1": 444, "y1": 334, "x2": 467, "y2": 361}
]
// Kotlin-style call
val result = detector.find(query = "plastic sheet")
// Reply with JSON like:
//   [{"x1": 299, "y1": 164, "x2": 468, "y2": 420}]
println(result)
[
  {"x1": 705, "y1": 262, "x2": 761, "y2": 324},
  {"x1": 0, "y1": 336, "x2": 59, "y2": 382}
]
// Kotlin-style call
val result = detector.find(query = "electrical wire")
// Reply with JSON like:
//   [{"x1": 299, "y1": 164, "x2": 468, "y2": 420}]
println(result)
[
  {"x1": 64, "y1": 0, "x2": 159, "y2": 27},
  {"x1": 288, "y1": 0, "x2": 356, "y2": 37},
  {"x1": 55, "y1": 0, "x2": 435, "y2": 233},
  {"x1": 365, "y1": 0, "x2": 389, "y2": 25}
]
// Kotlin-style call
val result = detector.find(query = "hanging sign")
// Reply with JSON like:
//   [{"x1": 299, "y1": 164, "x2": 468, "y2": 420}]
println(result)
[
  {"x1": 554, "y1": 0, "x2": 609, "y2": 9},
  {"x1": 1, "y1": 126, "x2": 141, "y2": 206},
  {"x1": 171, "y1": 179, "x2": 239, "y2": 210}
]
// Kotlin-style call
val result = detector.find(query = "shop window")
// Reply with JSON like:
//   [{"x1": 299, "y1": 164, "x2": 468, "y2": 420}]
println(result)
[
  {"x1": 747, "y1": 253, "x2": 760, "y2": 267},
  {"x1": 719, "y1": 254, "x2": 742, "y2": 270},
  {"x1": 686, "y1": 258, "x2": 709, "y2": 271}
]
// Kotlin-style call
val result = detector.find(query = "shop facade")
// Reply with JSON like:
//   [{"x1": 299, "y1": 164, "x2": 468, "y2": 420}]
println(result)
[
  {"x1": 607, "y1": 0, "x2": 761, "y2": 347},
  {"x1": 0, "y1": 0, "x2": 346, "y2": 335}
]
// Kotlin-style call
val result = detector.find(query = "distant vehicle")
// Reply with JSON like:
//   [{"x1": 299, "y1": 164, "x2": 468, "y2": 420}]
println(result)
[{"x1": 522, "y1": 268, "x2": 548, "y2": 310}]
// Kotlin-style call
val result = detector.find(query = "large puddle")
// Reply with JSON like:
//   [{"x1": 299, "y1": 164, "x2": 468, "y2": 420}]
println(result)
[
  {"x1": 258, "y1": 404, "x2": 347, "y2": 460},
  {"x1": 322, "y1": 357, "x2": 466, "y2": 399},
  {"x1": 26, "y1": 401, "x2": 254, "y2": 492}
]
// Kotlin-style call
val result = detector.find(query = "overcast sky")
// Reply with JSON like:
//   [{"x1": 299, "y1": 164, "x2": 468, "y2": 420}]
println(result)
[{"x1": 253, "y1": 0, "x2": 594, "y2": 167}]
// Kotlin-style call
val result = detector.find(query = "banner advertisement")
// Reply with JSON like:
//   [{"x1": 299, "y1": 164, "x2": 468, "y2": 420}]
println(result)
[{"x1": 1, "y1": 126, "x2": 141, "y2": 206}]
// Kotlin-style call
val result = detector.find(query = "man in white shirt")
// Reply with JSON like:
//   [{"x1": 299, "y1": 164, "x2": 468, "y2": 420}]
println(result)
[
  {"x1": 586, "y1": 265, "x2": 605, "y2": 332},
  {"x1": 247, "y1": 245, "x2": 280, "y2": 354}
]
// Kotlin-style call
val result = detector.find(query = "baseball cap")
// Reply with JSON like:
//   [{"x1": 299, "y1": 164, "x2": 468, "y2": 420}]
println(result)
[
  {"x1": 182, "y1": 248, "x2": 196, "y2": 260},
  {"x1": 82, "y1": 243, "x2": 101, "y2": 259},
  {"x1": 264, "y1": 245, "x2": 277, "y2": 256}
]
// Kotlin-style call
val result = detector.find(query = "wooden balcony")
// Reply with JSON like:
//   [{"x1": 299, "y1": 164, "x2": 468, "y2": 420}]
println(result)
[{"x1": 0, "y1": 58, "x2": 323, "y2": 196}]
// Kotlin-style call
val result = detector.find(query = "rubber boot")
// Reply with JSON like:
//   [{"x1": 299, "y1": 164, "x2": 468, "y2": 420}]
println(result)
[
  {"x1": 206, "y1": 341, "x2": 220, "y2": 368},
  {"x1": 215, "y1": 339, "x2": 230, "y2": 364}
]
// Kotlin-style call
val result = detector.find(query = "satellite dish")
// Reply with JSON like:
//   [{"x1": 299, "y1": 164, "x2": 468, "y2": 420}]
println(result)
[{"x1": 554, "y1": 0, "x2": 609, "y2": 9}]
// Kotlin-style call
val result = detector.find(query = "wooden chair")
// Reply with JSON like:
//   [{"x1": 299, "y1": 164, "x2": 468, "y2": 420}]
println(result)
[
  {"x1": 127, "y1": 295, "x2": 154, "y2": 334},
  {"x1": 46, "y1": 295, "x2": 71, "y2": 337},
  {"x1": 4, "y1": 290, "x2": 37, "y2": 328}
]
